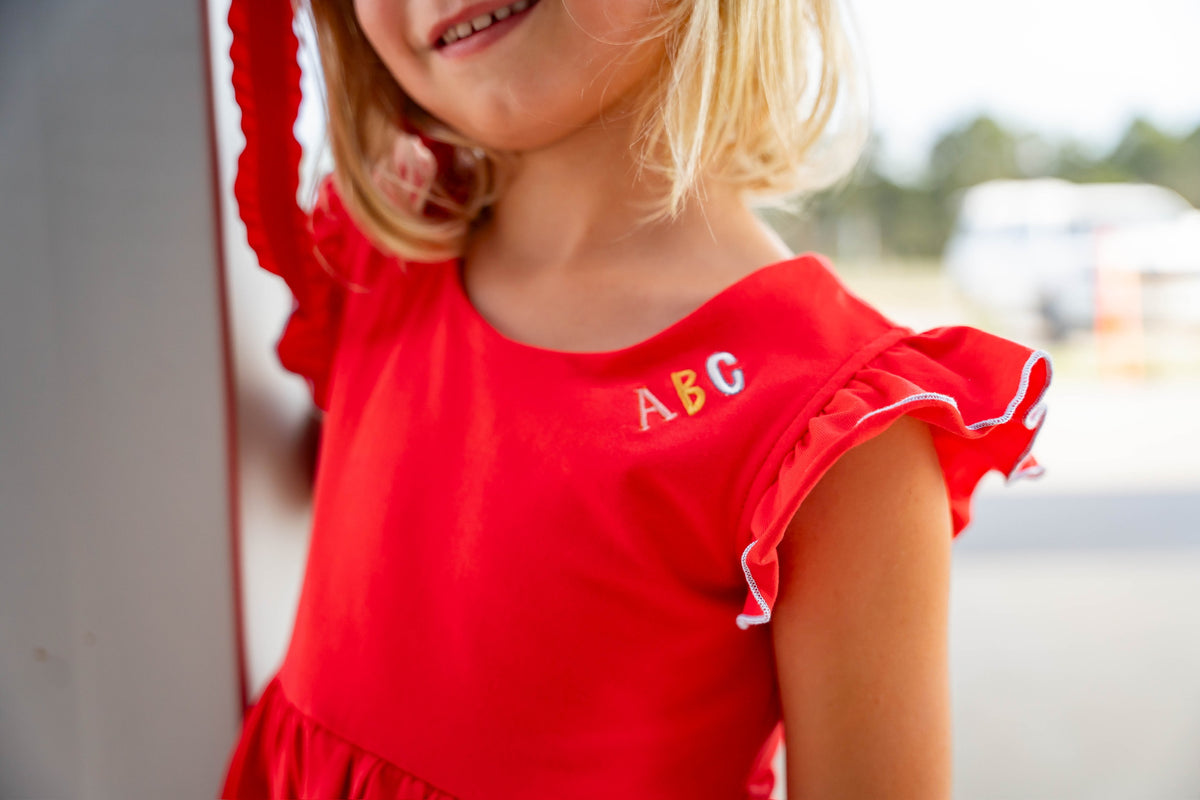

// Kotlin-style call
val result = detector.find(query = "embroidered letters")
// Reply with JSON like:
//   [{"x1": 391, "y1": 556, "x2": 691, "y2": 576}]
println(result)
[
  {"x1": 706, "y1": 351, "x2": 745, "y2": 395},
  {"x1": 637, "y1": 351, "x2": 746, "y2": 431},
  {"x1": 670, "y1": 369, "x2": 705, "y2": 415},
  {"x1": 636, "y1": 387, "x2": 679, "y2": 431}
]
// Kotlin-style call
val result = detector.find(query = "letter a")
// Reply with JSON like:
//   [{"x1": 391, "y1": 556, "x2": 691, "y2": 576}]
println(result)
[
  {"x1": 636, "y1": 387, "x2": 678, "y2": 431},
  {"x1": 670, "y1": 369, "x2": 706, "y2": 415}
]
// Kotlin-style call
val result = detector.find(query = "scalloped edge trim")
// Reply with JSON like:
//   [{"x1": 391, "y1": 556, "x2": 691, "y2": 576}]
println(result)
[{"x1": 735, "y1": 349, "x2": 1054, "y2": 630}]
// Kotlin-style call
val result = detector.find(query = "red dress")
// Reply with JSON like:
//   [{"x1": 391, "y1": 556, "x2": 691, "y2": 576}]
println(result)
[{"x1": 219, "y1": 181, "x2": 1051, "y2": 799}]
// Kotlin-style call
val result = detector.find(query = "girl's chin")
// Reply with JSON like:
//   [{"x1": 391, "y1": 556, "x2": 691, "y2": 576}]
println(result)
[
  {"x1": 441, "y1": 101, "x2": 642, "y2": 155},
  {"x1": 448, "y1": 120, "x2": 600, "y2": 155}
]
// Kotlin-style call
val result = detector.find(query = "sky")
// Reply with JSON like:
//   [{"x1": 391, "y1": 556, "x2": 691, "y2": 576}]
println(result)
[{"x1": 849, "y1": 0, "x2": 1200, "y2": 178}]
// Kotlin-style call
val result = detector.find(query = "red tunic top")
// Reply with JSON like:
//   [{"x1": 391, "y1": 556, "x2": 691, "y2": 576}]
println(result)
[{"x1": 220, "y1": 182, "x2": 1051, "y2": 799}]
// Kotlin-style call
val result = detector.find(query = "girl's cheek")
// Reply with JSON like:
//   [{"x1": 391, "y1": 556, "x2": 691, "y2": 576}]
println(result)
[
  {"x1": 351, "y1": 0, "x2": 379, "y2": 40},
  {"x1": 354, "y1": 0, "x2": 414, "y2": 61},
  {"x1": 352, "y1": 0, "x2": 425, "y2": 91}
]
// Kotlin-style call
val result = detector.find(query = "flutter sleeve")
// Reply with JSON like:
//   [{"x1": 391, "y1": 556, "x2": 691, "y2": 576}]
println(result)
[
  {"x1": 272, "y1": 178, "x2": 375, "y2": 412},
  {"x1": 736, "y1": 326, "x2": 1052, "y2": 629},
  {"x1": 227, "y1": 0, "x2": 373, "y2": 412}
]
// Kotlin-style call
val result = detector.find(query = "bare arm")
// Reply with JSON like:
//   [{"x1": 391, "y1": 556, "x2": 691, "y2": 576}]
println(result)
[{"x1": 771, "y1": 415, "x2": 953, "y2": 800}]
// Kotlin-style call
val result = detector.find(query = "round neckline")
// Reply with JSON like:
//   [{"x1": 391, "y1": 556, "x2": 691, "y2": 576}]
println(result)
[{"x1": 449, "y1": 252, "x2": 817, "y2": 360}]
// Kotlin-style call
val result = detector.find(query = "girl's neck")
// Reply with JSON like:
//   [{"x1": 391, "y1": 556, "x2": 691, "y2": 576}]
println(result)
[{"x1": 467, "y1": 114, "x2": 778, "y2": 282}]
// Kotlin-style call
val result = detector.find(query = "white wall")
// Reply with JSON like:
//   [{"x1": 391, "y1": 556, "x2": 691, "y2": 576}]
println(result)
[{"x1": 0, "y1": 1, "x2": 241, "y2": 797}]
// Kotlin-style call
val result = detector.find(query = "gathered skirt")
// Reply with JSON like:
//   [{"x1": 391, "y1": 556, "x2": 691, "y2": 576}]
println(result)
[{"x1": 220, "y1": 677, "x2": 459, "y2": 800}]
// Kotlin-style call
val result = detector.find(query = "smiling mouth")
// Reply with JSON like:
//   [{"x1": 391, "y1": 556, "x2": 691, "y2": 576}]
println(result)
[{"x1": 434, "y1": 0, "x2": 541, "y2": 49}]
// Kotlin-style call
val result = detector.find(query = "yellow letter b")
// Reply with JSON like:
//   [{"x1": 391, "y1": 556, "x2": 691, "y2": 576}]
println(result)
[{"x1": 670, "y1": 369, "x2": 706, "y2": 416}]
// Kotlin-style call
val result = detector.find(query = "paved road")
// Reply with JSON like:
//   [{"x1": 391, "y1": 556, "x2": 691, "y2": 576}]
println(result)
[
  {"x1": 948, "y1": 488, "x2": 1200, "y2": 800},
  {"x1": 960, "y1": 491, "x2": 1200, "y2": 552},
  {"x1": 949, "y1": 489, "x2": 1200, "y2": 800},
  {"x1": 949, "y1": 546, "x2": 1200, "y2": 800}
]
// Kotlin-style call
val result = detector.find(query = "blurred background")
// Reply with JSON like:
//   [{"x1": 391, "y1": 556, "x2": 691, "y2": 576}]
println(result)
[
  {"x1": 788, "y1": 1, "x2": 1200, "y2": 796},
  {"x1": 792, "y1": 1, "x2": 1200, "y2": 797},
  {"x1": 2, "y1": 0, "x2": 1197, "y2": 797}
]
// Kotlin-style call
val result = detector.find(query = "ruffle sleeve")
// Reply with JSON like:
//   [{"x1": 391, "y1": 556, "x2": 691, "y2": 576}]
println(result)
[
  {"x1": 273, "y1": 178, "x2": 377, "y2": 412},
  {"x1": 736, "y1": 326, "x2": 1052, "y2": 630},
  {"x1": 226, "y1": 0, "x2": 376, "y2": 413}
]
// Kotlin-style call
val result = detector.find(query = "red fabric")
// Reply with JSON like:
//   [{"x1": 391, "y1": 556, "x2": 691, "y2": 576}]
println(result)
[
  {"x1": 219, "y1": 178, "x2": 1052, "y2": 798},
  {"x1": 227, "y1": 0, "x2": 345, "y2": 411},
  {"x1": 273, "y1": 178, "x2": 381, "y2": 411},
  {"x1": 736, "y1": 325, "x2": 1050, "y2": 628},
  {"x1": 227, "y1": 0, "x2": 307, "y2": 285},
  {"x1": 222, "y1": 678, "x2": 457, "y2": 799}
]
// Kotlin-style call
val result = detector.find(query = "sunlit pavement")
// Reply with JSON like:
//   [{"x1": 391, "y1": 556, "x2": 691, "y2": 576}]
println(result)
[
  {"x1": 947, "y1": 548, "x2": 1200, "y2": 800},
  {"x1": 943, "y1": 376, "x2": 1200, "y2": 798}
]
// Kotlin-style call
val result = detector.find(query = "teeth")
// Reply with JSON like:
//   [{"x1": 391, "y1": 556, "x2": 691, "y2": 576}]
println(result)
[{"x1": 439, "y1": 0, "x2": 534, "y2": 47}]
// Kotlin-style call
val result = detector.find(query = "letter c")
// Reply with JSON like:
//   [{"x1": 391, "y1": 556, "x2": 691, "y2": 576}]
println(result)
[{"x1": 705, "y1": 351, "x2": 745, "y2": 395}]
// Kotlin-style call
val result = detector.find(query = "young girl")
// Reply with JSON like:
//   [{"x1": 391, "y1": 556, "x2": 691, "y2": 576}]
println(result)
[{"x1": 221, "y1": 0, "x2": 1051, "y2": 798}]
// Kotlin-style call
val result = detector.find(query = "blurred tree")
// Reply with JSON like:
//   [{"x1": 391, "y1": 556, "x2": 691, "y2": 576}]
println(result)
[
  {"x1": 764, "y1": 114, "x2": 1200, "y2": 262},
  {"x1": 1055, "y1": 140, "x2": 1129, "y2": 183},
  {"x1": 1180, "y1": 125, "x2": 1200, "y2": 205},
  {"x1": 927, "y1": 115, "x2": 1023, "y2": 194},
  {"x1": 1110, "y1": 118, "x2": 1175, "y2": 182},
  {"x1": 1060, "y1": 119, "x2": 1200, "y2": 205}
]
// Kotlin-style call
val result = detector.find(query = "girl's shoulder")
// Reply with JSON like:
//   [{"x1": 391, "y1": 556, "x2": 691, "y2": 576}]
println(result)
[
  {"x1": 733, "y1": 251, "x2": 896, "y2": 349},
  {"x1": 726, "y1": 253, "x2": 1052, "y2": 629},
  {"x1": 716, "y1": 252, "x2": 1047, "y2": 414}
]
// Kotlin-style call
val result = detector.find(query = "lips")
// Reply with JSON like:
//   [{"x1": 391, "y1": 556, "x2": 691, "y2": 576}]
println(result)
[{"x1": 427, "y1": 0, "x2": 537, "y2": 49}]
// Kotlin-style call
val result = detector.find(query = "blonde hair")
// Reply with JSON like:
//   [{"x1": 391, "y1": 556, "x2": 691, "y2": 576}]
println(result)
[{"x1": 301, "y1": 0, "x2": 867, "y2": 262}]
